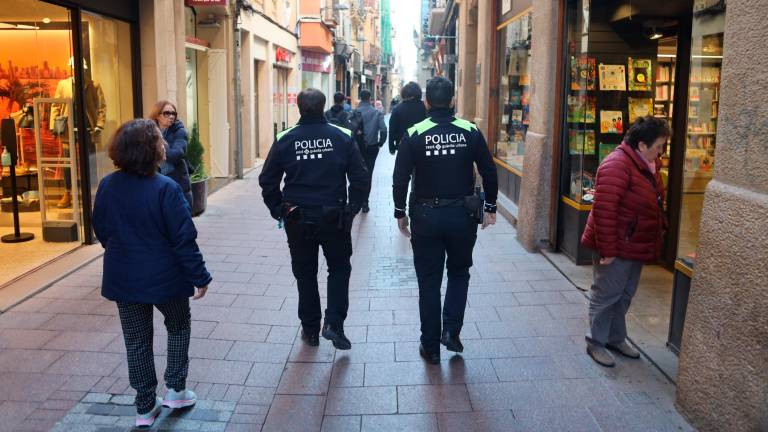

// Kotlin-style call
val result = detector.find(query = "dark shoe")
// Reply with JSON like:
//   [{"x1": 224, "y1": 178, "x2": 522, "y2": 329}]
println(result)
[
  {"x1": 606, "y1": 340, "x2": 641, "y2": 359},
  {"x1": 301, "y1": 329, "x2": 319, "y2": 347},
  {"x1": 441, "y1": 330, "x2": 464, "y2": 353},
  {"x1": 419, "y1": 344, "x2": 440, "y2": 365},
  {"x1": 361, "y1": 204, "x2": 370, "y2": 213},
  {"x1": 322, "y1": 323, "x2": 352, "y2": 350}
]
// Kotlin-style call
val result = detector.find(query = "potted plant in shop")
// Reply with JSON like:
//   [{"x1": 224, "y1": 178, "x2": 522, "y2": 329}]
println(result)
[{"x1": 187, "y1": 122, "x2": 208, "y2": 216}]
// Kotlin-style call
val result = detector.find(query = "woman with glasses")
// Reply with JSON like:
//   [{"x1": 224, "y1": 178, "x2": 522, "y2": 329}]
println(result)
[{"x1": 149, "y1": 100, "x2": 192, "y2": 205}]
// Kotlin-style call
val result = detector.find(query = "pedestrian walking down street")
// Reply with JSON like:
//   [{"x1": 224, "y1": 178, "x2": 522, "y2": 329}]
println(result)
[
  {"x1": 350, "y1": 89, "x2": 388, "y2": 213},
  {"x1": 259, "y1": 88, "x2": 369, "y2": 350},
  {"x1": 325, "y1": 92, "x2": 353, "y2": 130},
  {"x1": 149, "y1": 100, "x2": 193, "y2": 207},
  {"x1": 92, "y1": 119, "x2": 211, "y2": 428},
  {"x1": 388, "y1": 81, "x2": 428, "y2": 155},
  {"x1": 392, "y1": 77, "x2": 498, "y2": 364},
  {"x1": 581, "y1": 116, "x2": 669, "y2": 367}
]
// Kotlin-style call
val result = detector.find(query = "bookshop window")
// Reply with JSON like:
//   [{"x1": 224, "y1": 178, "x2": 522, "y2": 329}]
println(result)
[
  {"x1": 564, "y1": 0, "x2": 596, "y2": 203},
  {"x1": 677, "y1": 8, "x2": 725, "y2": 268},
  {"x1": 496, "y1": 9, "x2": 532, "y2": 173}
]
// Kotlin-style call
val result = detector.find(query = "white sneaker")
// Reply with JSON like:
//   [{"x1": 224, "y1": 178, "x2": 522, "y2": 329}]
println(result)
[
  {"x1": 135, "y1": 397, "x2": 162, "y2": 428},
  {"x1": 162, "y1": 388, "x2": 197, "y2": 409}
]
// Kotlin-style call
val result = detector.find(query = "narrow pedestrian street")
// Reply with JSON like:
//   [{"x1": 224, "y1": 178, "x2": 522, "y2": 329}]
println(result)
[{"x1": 0, "y1": 150, "x2": 692, "y2": 432}]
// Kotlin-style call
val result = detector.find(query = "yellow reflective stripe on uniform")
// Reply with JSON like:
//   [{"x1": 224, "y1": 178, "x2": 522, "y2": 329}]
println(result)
[
  {"x1": 451, "y1": 118, "x2": 477, "y2": 132},
  {"x1": 276, "y1": 125, "x2": 298, "y2": 141},
  {"x1": 408, "y1": 118, "x2": 438, "y2": 136},
  {"x1": 329, "y1": 123, "x2": 352, "y2": 137}
]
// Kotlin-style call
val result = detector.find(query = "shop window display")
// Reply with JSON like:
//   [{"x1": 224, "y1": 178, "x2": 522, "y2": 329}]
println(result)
[
  {"x1": 677, "y1": 11, "x2": 724, "y2": 268},
  {"x1": 0, "y1": 0, "x2": 134, "y2": 288},
  {"x1": 495, "y1": 9, "x2": 532, "y2": 173}
]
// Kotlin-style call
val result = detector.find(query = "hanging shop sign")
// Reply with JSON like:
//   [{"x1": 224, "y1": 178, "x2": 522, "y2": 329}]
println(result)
[
  {"x1": 300, "y1": 51, "x2": 332, "y2": 74},
  {"x1": 275, "y1": 47, "x2": 293, "y2": 67}
]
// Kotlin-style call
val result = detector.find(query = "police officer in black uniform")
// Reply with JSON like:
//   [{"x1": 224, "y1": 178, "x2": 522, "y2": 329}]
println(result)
[
  {"x1": 392, "y1": 77, "x2": 498, "y2": 364},
  {"x1": 259, "y1": 88, "x2": 369, "y2": 350}
]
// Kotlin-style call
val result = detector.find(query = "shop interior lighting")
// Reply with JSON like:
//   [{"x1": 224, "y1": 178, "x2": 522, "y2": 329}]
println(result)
[
  {"x1": 657, "y1": 54, "x2": 677, "y2": 58},
  {"x1": 692, "y1": 55, "x2": 723, "y2": 59},
  {"x1": 649, "y1": 27, "x2": 663, "y2": 40},
  {"x1": 42, "y1": 18, "x2": 51, "y2": 24},
  {"x1": 15, "y1": 24, "x2": 40, "y2": 30}
]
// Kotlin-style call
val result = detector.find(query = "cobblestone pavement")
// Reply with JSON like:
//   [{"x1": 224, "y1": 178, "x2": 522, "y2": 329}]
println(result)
[{"x1": 0, "y1": 150, "x2": 693, "y2": 431}]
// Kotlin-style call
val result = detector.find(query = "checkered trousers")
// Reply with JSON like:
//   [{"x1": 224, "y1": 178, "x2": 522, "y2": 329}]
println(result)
[{"x1": 116, "y1": 297, "x2": 191, "y2": 414}]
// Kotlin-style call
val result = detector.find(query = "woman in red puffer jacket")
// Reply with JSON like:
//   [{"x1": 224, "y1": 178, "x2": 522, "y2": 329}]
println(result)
[{"x1": 581, "y1": 116, "x2": 669, "y2": 367}]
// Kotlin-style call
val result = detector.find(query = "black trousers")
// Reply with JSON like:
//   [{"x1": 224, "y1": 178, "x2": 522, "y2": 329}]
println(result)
[
  {"x1": 410, "y1": 205, "x2": 478, "y2": 353},
  {"x1": 361, "y1": 145, "x2": 379, "y2": 204},
  {"x1": 116, "y1": 298, "x2": 191, "y2": 414},
  {"x1": 285, "y1": 215, "x2": 353, "y2": 334}
]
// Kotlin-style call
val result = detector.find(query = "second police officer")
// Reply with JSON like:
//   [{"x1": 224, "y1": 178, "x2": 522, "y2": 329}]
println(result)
[
  {"x1": 259, "y1": 88, "x2": 369, "y2": 350},
  {"x1": 393, "y1": 77, "x2": 499, "y2": 364}
]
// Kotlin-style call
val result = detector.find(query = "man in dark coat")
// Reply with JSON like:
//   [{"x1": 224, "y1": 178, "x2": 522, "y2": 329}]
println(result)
[
  {"x1": 349, "y1": 89, "x2": 387, "y2": 213},
  {"x1": 325, "y1": 92, "x2": 352, "y2": 130},
  {"x1": 388, "y1": 82, "x2": 427, "y2": 155}
]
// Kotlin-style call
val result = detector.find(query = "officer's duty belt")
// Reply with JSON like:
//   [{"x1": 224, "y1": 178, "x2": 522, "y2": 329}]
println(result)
[{"x1": 414, "y1": 197, "x2": 464, "y2": 208}]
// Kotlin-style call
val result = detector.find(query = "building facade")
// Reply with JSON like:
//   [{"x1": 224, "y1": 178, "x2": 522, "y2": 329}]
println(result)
[{"x1": 434, "y1": 0, "x2": 766, "y2": 430}]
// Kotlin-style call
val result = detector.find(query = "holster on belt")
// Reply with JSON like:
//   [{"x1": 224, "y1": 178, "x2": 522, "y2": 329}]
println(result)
[{"x1": 463, "y1": 194, "x2": 484, "y2": 224}]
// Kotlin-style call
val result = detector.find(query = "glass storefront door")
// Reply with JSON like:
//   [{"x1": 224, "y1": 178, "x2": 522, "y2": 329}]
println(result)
[
  {"x1": 0, "y1": 0, "x2": 135, "y2": 288},
  {"x1": 0, "y1": 0, "x2": 81, "y2": 286}
]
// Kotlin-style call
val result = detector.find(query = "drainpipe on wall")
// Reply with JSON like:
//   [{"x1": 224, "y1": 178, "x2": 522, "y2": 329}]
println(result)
[{"x1": 233, "y1": 8, "x2": 244, "y2": 179}]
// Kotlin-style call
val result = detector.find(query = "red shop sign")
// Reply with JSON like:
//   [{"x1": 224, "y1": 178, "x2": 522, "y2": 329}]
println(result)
[
  {"x1": 275, "y1": 47, "x2": 293, "y2": 64},
  {"x1": 185, "y1": 0, "x2": 227, "y2": 6}
]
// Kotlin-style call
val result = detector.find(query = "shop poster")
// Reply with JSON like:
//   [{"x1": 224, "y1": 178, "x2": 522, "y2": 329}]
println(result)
[
  {"x1": 599, "y1": 111, "x2": 624, "y2": 134},
  {"x1": 571, "y1": 56, "x2": 596, "y2": 91},
  {"x1": 628, "y1": 97, "x2": 654, "y2": 122},
  {"x1": 598, "y1": 64, "x2": 627, "y2": 91},
  {"x1": 628, "y1": 58, "x2": 653, "y2": 91},
  {"x1": 567, "y1": 95, "x2": 596, "y2": 123},
  {"x1": 569, "y1": 129, "x2": 596, "y2": 155},
  {"x1": 599, "y1": 143, "x2": 619, "y2": 163}
]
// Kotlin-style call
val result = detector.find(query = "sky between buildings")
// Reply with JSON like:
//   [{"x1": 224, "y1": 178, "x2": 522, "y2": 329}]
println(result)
[{"x1": 391, "y1": 0, "x2": 421, "y2": 83}]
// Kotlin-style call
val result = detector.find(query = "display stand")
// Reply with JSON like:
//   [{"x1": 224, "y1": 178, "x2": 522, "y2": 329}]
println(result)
[
  {"x1": 33, "y1": 98, "x2": 81, "y2": 243},
  {"x1": 1, "y1": 119, "x2": 34, "y2": 243}
]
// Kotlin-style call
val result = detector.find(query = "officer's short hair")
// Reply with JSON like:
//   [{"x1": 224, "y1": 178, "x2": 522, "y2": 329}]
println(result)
[
  {"x1": 425, "y1": 77, "x2": 454, "y2": 108},
  {"x1": 333, "y1": 92, "x2": 345, "y2": 104},
  {"x1": 297, "y1": 88, "x2": 326, "y2": 116},
  {"x1": 400, "y1": 82, "x2": 422, "y2": 100},
  {"x1": 360, "y1": 89, "x2": 372, "y2": 102}
]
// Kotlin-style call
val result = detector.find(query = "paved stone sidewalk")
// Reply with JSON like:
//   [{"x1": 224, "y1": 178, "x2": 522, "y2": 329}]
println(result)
[{"x1": 0, "y1": 151, "x2": 692, "y2": 431}]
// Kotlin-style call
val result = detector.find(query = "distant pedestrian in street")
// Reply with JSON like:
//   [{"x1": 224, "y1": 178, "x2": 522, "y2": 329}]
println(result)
[
  {"x1": 350, "y1": 89, "x2": 387, "y2": 213},
  {"x1": 259, "y1": 88, "x2": 369, "y2": 350},
  {"x1": 149, "y1": 100, "x2": 193, "y2": 206},
  {"x1": 388, "y1": 81, "x2": 427, "y2": 155},
  {"x1": 375, "y1": 99, "x2": 384, "y2": 113},
  {"x1": 581, "y1": 116, "x2": 669, "y2": 367},
  {"x1": 325, "y1": 92, "x2": 353, "y2": 130},
  {"x1": 393, "y1": 77, "x2": 498, "y2": 364},
  {"x1": 344, "y1": 97, "x2": 352, "y2": 113},
  {"x1": 93, "y1": 119, "x2": 211, "y2": 427}
]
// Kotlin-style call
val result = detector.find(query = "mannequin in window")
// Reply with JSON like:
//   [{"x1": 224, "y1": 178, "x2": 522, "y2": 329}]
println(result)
[{"x1": 50, "y1": 59, "x2": 106, "y2": 208}]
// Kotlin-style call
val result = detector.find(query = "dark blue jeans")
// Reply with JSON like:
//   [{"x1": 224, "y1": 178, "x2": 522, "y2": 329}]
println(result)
[{"x1": 410, "y1": 204, "x2": 478, "y2": 353}]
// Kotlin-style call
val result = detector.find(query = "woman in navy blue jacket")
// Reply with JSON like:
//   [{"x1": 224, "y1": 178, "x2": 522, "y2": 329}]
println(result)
[
  {"x1": 150, "y1": 100, "x2": 193, "y2": 206},
  {"x1": 93, "y1": 119, "x2": 211, "y2": 428}
]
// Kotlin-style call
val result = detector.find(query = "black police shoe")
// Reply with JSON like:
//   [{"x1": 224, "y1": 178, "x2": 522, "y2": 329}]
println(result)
[
  {"x1": 441, "y1": 330, "x2": 464, "y2": 353},
  {"x1": 301, "y1": 329, "x2": 319, "y2": 347},
  {"x1": 419, "y1": 343, "x2": 441, "y2": 365},
  {"x1": 322, "y1": 323, "x2": 352, "y2": 350}
]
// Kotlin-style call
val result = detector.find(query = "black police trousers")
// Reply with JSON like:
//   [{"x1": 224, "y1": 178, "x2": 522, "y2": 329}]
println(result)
[
  {"x1": 410, "y1": 204, "x2": 478, "y2": 353},
  {"x1": 284, "y1": 214, "x2": 353, "y2": 335}
]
